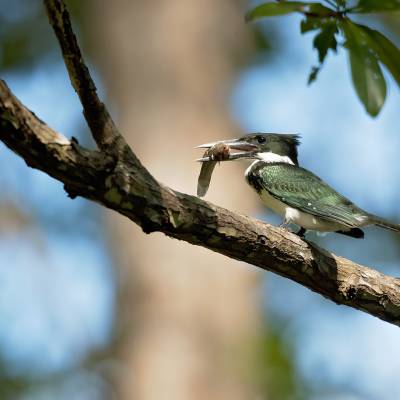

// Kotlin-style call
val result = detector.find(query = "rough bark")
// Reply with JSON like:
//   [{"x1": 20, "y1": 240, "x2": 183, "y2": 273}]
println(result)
[
  {"x1": 0, "y1": 7, "x2": 399, "y2": 386},
  {"x1": 1, "y1": 77, "x2": 400, "y2": 327},
  {"x1": 44, "y1": 0, "x2": 120, "y2": 152}
]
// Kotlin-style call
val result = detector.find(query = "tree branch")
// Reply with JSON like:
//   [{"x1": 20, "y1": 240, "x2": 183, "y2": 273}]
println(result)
[
  {"x1": 0, "y1": 0, "x2": 399, "y2": 327},
  {"x1": 1, "y1": 79, "x2": 400, "y2": 327},
  {"x1": 43, "y1": 0, "x2": 122, "y2": 153}
]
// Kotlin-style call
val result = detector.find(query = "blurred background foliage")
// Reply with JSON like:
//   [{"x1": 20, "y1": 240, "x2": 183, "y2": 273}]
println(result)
[
  {"x1": 0, "y1": 0, "x2": 88, "y2": 72},
  {"x1": 1, "y1": 1, "x2": 400, "y2": 400}
]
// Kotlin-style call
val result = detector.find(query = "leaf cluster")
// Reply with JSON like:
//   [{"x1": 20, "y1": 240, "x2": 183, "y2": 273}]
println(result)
[{"x1": 246, "y1": 0, "x2": 400, "y2": 116}]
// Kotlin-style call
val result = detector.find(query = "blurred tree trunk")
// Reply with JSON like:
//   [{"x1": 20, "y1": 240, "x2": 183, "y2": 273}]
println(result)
[{"x1": 88, "y1": 1, "x2": 261, "y2": 399}]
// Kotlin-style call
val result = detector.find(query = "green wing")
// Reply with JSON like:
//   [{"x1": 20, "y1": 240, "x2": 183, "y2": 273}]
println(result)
[{"x1": 253, "y1": 163, "x2": 368, "y2": 227}]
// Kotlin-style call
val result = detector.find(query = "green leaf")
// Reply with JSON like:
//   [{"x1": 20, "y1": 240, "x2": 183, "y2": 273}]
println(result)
[
  {"x1": 307, "y1": 3, "x2": 337, "y2": 16},
  {"x1": 341, "y1": 20, "x2": 387, "y2": 116},
  {"x1": 245, "y1": 2, "x2": 334, "y2": 21},
  {"x1": 352, "y1": 0, "x2": 400, "y2": 13},
  {"x1": 355, "y1": 24, "x2": 400, "y2": 87},
  {"x1": 301, "y1": 20, "x2": 338, "y2": 84},
  {"x1": 246, "y1": 2, "x2": 307, "y2": 21},
  {"x1": 313, "y1": 23, "x2": 338, "y2": 63},
  {"x1": 308, "y1": 66, "x2": 320, "y2": 84},
  {"x1": 300, "y1": 16, "x2": 322, "y2": 33}
]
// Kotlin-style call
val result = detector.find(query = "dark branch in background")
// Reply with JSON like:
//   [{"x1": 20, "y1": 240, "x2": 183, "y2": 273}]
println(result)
[{"x1": 0, "y1": 0, "x2": 400, "y2": 327}]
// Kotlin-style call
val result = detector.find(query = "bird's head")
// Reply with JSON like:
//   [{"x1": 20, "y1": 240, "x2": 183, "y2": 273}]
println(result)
[{"x1": 197, "y1": 133, "x2": 301, "y2": 165}]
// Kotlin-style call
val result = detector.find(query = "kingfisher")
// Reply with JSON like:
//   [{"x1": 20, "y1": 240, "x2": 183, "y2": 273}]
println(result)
[{"x1": 197, "y1": 133, "x2": 400, "y2": 238}]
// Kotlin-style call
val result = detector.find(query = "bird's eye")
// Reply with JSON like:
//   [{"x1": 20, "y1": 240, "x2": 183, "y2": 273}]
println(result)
[{"x1": 256, "y1": 135, "x2": 266, "y2": 144}]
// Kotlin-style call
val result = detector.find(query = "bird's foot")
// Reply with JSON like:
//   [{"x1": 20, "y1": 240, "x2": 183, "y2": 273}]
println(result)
[
  {"x1": 279, "y1": 221, "x2": 306, "y2": 238},
  {"x1": 296, "y1": 227, "x2": 306, "y2": 238},
  {"x1": 279, "y1": 220, "x2": 290, "y2": 229}
]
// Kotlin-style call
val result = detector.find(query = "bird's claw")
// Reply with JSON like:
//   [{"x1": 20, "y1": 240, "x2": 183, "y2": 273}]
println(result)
[{"x1": 296, "y1": 227, "x2": 306, "y2": 238}]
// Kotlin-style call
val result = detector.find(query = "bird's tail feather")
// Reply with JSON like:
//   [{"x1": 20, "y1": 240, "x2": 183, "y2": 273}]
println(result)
[{"x1": 369, "y1": 215, "x2": 400, "y2": 233}]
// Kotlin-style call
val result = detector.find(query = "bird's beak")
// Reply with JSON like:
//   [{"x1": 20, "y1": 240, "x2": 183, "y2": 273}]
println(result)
[{"x1": 196, "y1": 138, "x2": 257, "y2": 162}]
